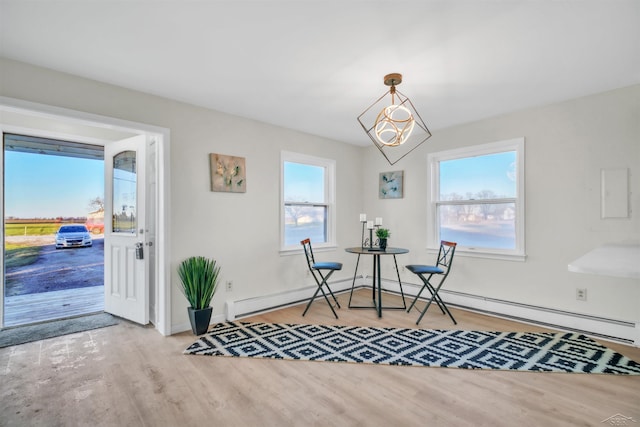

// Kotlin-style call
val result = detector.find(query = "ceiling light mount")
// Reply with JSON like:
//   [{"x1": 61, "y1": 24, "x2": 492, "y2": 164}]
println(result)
[
  {"x1": 357, "y1": 73, "x2": 431, "y2": 165},
  {"x1": 383, "y1": 73, "x2": 403, "y2": 87}
]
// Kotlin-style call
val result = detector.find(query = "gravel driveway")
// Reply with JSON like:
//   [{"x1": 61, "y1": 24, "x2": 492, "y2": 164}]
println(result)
[{"x1": 5, "y1": 235, "x2": 104, "y2": 296}]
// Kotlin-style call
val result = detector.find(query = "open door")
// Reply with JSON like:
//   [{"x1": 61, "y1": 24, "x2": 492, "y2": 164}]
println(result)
[{"x1": 104, "y1": 135, "x2": 149, "y2": 324}]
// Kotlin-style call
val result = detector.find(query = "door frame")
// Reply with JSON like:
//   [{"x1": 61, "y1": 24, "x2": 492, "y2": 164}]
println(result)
[{"x1": 0, "y1": 96, "x2": 172, "y2": 335}]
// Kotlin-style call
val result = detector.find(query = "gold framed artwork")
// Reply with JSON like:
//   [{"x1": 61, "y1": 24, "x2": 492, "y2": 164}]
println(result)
[
  {"x1": 210, "y1": 153, "x2": 246, "y2": 193},
  {"x1": 379, "y1": 170, "x2": 403, "y2": 199}
]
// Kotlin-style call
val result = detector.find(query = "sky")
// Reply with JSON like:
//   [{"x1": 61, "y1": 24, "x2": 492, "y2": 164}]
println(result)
[
  {"x1": 440, "y1": 151, "x2": 516, "y2": 198},
  {"x1": 284, "y1": 162, "x2": 324, "y2": 202},
  {"x1": 5, "y1": 151, "x2": 104, "y2": 218},
  {"x1": 4, "y1": 150, "x2": 513, "y2": 218}
]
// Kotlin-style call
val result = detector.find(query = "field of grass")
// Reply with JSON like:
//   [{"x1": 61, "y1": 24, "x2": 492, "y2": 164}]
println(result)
[
  {"x1": 5, "y1": 242, "x2": 42, "y2": 268},
  {"x1": 5, "y1": 222, "x2": 61, "y2": 236}
]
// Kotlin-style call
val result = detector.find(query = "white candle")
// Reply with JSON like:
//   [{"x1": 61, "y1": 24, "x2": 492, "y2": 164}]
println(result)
[
  {"x1": 360, "y1": 213, "x2": 367, "y2": 222},
  {"x1": 367, "y1": 221, "x2": 374, "y2": 229},
  {"x1": 375, "y1": 217, "x2": 383, "y2": 226}
]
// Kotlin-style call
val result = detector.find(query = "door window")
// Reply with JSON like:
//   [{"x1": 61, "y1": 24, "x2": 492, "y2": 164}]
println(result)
[{"x1": 112, "y1": 151, "x2": 137, "y2": 234}]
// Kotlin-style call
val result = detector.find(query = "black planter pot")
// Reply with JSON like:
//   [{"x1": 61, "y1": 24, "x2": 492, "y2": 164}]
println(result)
[
  {"x1": 379, "y1": 238, "x2": 388, "y2": 251},
  {"x1": 188, "y1": 306, "x2": 213, "y2": 335}
]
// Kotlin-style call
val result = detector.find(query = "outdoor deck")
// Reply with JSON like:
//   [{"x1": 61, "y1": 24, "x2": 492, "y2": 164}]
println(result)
[{"x1": 4, "y1": 286, "x2": 104, "y2": 327}]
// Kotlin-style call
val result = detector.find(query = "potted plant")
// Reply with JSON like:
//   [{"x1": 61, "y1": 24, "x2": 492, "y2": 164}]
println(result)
[
  {"x1": 376, "y1": 228, "x2": 391, "y2": 250},
  {"x1": 178, "y1": 256, "x2": 221, "y2": 335}
]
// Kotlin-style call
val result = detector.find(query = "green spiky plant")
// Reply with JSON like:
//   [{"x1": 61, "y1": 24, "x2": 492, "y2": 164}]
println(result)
[
  {"x1": 177, "y1": 256, "x2": 221, "y2": 309},
  {"x1": 375, "y1": 228, "x2": 391, "y2": 239}
]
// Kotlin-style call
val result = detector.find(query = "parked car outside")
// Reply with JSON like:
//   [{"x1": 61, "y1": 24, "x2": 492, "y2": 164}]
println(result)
[
  {"x1": 85, "y1": 210, "x2": 105, "y2": 234},
  {"x1": 55, "y1": 224, "x2": 93, "y2": 249}
]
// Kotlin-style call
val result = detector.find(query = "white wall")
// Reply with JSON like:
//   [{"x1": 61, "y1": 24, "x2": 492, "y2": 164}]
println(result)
[
  {"x1": 0, "y1": 58, "x2": 365, "y2": 331},
  {"x1": 362, "y1": 85, "x2": 640, "y2": 324},
  {"x1": 1, "y1": 58, "x2": 638, "y2": 334},
  {"x1": 167, "y1": 107, "x2": 365, "y2": 321}
]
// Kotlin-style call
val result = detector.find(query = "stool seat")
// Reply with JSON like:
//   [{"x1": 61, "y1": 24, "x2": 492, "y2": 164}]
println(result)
[
  {"x1": 313, "y1": 262, "x2": 342, "y2": 271},
  {"x1": 406, "y1": 265, "x2": 443, "y2": 275}
]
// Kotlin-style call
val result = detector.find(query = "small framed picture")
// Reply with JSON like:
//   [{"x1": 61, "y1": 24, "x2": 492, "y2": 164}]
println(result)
[
  {"x1": 210, "y1": 153, "x2": 246, "y2": 193},
  {"x1": 379, "y1": 171, "x2": 403, "y2": 199}
]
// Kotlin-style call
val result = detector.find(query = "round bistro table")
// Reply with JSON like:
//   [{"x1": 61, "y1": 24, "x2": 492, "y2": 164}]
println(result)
[{"x1": 345, "y1": 247, "x2": 409, "y2": 318}]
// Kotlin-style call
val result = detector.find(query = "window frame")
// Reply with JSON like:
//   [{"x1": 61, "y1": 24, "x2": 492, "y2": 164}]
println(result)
[
  {"x1": 280, "y1": 151, "x2": 336, "y2": 253},
  {"x1": 427, "y1": 137, "x2": 526, "y2": 261}
]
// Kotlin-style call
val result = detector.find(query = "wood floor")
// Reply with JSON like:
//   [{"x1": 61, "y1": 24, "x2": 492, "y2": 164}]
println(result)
[
  {"x1": 3, "y1": 286, "x2": 104, "y2": 327},
  {"x1": 1, "y1": 289, "x2": 639, "y2": 426}
]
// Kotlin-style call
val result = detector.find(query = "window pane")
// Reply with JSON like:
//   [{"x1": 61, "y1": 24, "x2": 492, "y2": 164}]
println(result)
[
  {"x1": 440, "y1": 151, "x2": 516, "y2": 200},
  {"x1": 438, "y1": 203, "x2": 515, "y2": 249},
  {"x1": 284, "y1": 162, "x2": 325, "y2": 203},
  {"x1": 284, "y1": 205, "x2": 327, "y2": 246},
  {"x1": 112, "y1": 150, "x2": 137, "y2": 233}
]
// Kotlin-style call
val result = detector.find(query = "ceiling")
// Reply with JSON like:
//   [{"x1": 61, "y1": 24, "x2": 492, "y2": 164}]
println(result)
[
  {"x1": 1, "y1": 1, "x2": 639, "y2": 147},
  {"x1": 4, "y1": 133, "x2": 104, "y2": 160}
]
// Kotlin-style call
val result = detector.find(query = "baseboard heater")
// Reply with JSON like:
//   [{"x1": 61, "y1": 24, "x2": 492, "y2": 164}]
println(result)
[
  {"x1": 439, "y1": 289, "x2": 637, "y2": 346},
  {"x1": 225, "y1": 278, "x2": 355, "y2": 320},
  {"x1": 224, "y1": 277, "x2": 639, "y2": 347}
]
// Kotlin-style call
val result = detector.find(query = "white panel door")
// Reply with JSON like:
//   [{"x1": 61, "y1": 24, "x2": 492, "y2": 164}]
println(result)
[{"x1": 104, "y1": 135, "x2": 149, "y2": 324}]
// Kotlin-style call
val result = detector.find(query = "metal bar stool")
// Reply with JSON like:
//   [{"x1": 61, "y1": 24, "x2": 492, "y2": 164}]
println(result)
[
  {"x1": 300, "y1": 238, "x2": 342, "y2": 318},
  {"x1": 406, "y1": 241, "x2": 457, "y2": 325}
]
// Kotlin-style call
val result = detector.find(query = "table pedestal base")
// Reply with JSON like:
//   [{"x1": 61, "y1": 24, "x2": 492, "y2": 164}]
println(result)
[{"x1": 347, "y1": 250, "x2": 407, "y2": 317}]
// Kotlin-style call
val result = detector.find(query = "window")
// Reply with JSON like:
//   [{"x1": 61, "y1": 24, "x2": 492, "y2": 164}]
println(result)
[
  {"x1": 427, "y1": 138, "x2": 525, "y2": 260},
  {"x1": 281, "y1": 151, "x2": 336, "y2": 251}
]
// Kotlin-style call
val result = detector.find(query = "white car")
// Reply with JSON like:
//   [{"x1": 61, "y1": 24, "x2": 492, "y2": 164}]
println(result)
[{"x1": 55, "y1": 224, "x2": 93, "y2": 249}]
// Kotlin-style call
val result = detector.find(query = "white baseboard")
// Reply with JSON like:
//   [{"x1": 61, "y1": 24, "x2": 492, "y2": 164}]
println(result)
[
  {"x1": 169, "y1": 277, "x2": 360, "y2": 334},
  {"x1": 220, "y1": 277, "x2": 639, "y2": 347},
  {"x1": 438, "y1": 288, "x2": 638, "y2": 346},
  {"x1": 381, "y1": 278, "x2": 638, "y2": 346},
  {"x1": 225, "y1": 277, "x2": 357, "y2": 320}
]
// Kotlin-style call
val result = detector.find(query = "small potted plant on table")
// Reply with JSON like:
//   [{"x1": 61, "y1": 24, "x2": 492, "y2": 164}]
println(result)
[
  {"x1": 376, "y1": 228, "x2": 391, "y2": 251},
  {"x1": 178, "y1": 256, "x2": 221, "y2": 335}
]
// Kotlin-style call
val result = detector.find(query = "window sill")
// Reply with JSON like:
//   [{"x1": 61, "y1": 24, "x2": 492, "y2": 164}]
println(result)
[
  {"x1": 427, "y1": 247, "x2": 526, "y2": 262},
  {"x1": 280, "y1": 244, "x2": 339, "y2": 256}
]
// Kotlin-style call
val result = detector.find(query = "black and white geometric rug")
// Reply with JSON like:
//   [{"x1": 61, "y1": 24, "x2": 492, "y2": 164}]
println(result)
[{"x1": 184, "y1": 321, "x2": 640, "y2": 374}]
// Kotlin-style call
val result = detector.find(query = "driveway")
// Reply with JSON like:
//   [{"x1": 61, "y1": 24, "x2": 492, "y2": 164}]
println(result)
[{"x1": 5, "y1": 235, "x2": 104, "y2": 296}]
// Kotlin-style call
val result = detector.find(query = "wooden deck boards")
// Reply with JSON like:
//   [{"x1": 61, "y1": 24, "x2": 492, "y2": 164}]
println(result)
[{"x1": 3, "y1": 286, "x2": 104, "y2": 327}]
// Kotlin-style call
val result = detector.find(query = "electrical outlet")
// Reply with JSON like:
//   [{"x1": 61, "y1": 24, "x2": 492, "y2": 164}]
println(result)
[
  {"x1": 226, "y1": 281, "x2": 233, "y2": 292},
  {"x1": 576, "y1": 288, "x2": 587, "y2": 301}
]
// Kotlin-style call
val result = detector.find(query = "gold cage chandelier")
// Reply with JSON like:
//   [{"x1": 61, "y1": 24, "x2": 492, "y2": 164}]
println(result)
[{"x1": 357, "y1": 73, "x2": 431, "y2": 165}]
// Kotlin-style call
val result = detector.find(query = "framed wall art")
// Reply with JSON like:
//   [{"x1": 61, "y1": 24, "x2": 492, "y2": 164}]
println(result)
[
  {"x1": 379, "y1": 170, "x2": 403, "y2": 199},
  {"x1": 210, "y1": 153, "x2": 246, "y2": 193}
]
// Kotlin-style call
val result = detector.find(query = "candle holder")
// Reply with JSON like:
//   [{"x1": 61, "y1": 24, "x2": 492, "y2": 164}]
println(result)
[
  {"x1": 372, "y1": 225, "x2": 382, "y2": 250},
  {"x1": 363, "y1": 221, "x2": 373, "y2": 248},
  {"x1": 360, "y1": 220, "x2": 367, "y2": 249},
  {"x1": 360, "y1": 215, "x2": 384, "y2": 250}
]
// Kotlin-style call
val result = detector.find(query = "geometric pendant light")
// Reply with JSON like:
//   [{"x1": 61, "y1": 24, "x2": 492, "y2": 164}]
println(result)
[{"x1": 357, "y1": 73, "x2": 431, "y2": 165}]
